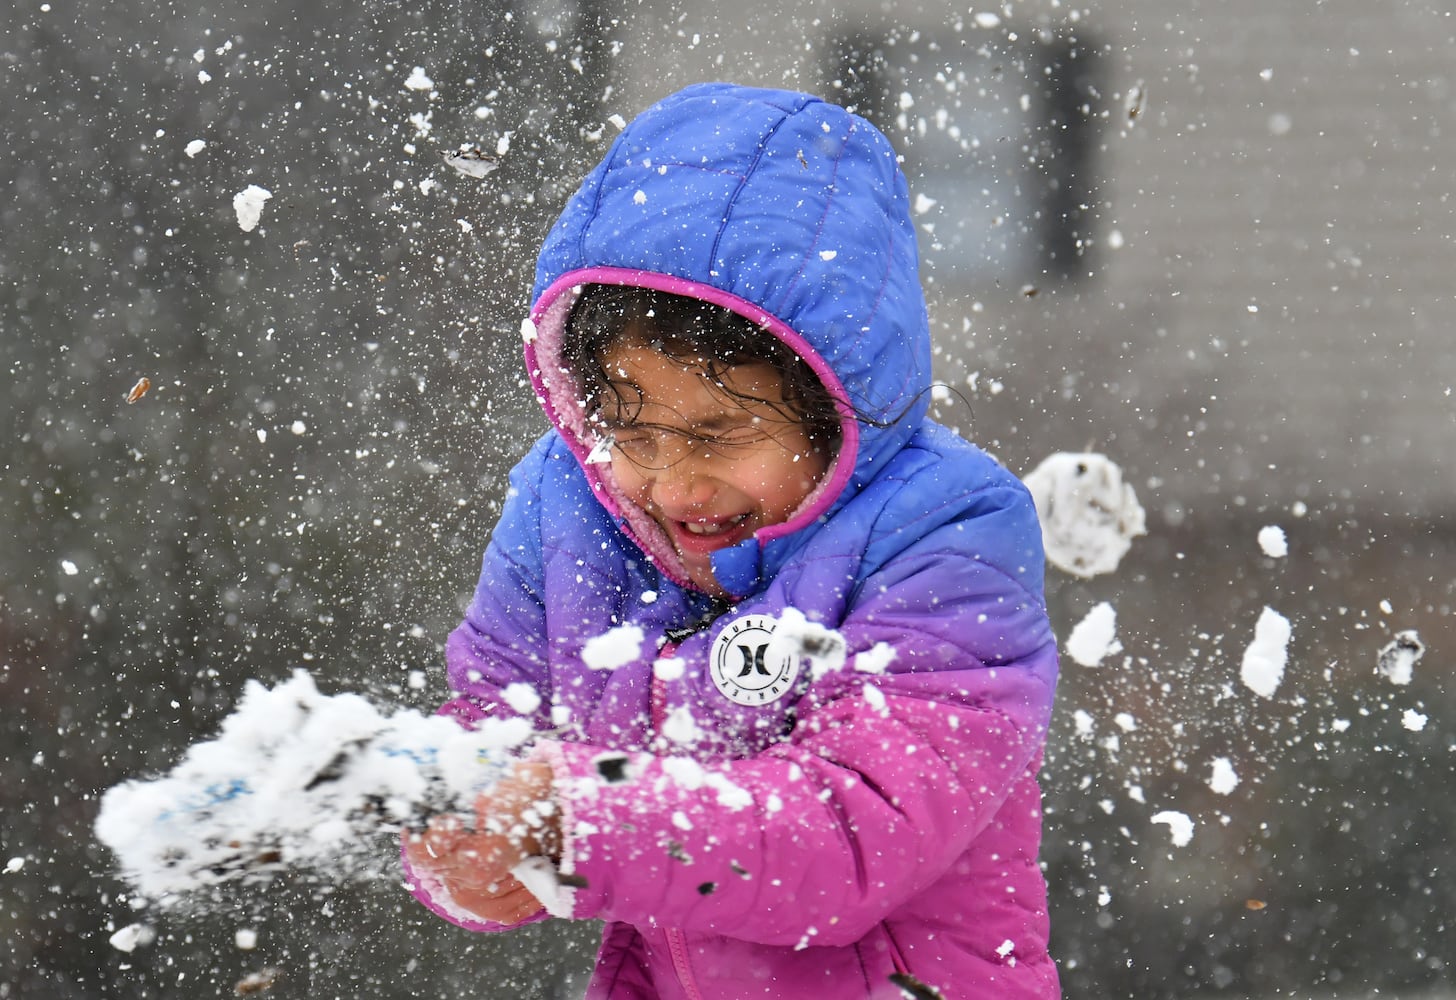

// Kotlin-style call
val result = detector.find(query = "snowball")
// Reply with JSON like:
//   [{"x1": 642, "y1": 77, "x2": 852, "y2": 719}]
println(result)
[
  {"x1": 1240, "y1": 606, "x2": 1291, "y2": 699},
  {"x1": 1208, "y1": 757, "x2": 1239, "y2": 795},
  {"x1": 1022, "y1": 452, "x2": 1146, "y2": 578},
  {"x1": 1151, "y1": 810, "x2": 1194, "y2": 847},
  {"x1": 1066, "y1": 602, "x2": 1119, "y2": 667},
  {"x1": 1376, "y1": 630, "x2": 1424, "y2": 686},
  {"x1": 1257, "y1": 525, "x2": 1288, "y2": 558},
  {"x1": 232, "y1": 185, "x2": 272, "y2": 232},
  {"x1": 4, "y1": 857, "x2": 23, "y2": 873},
  {"x1": 1402, "y1": 709, "x2": 1427, "y2": 732},
  {"x1": 581, "y1": 624, "x2": 644, "y2": 671},
  {"x1": 184, "y1": 139, "x2": 206, "y2": 158}
]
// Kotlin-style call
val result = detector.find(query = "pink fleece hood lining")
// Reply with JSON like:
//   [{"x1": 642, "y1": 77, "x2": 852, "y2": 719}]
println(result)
[{"x1": 524, "y1": 266, "x2": 860, "y2": 590}]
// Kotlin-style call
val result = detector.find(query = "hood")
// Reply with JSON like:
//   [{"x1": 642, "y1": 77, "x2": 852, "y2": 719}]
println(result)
[{"x1": 523, "y1": 82, "x2": 932, "y2": 596}]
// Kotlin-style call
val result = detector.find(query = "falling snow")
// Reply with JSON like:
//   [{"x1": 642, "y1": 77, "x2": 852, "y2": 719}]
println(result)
[{"x1": 1240, "y1": 606, "x2": 1292, "y2": 699}]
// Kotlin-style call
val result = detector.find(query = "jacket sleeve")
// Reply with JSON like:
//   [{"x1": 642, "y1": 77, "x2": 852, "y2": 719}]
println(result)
[{"x1": 541, "y1": 478, "x2": 1059, "y2": 946}]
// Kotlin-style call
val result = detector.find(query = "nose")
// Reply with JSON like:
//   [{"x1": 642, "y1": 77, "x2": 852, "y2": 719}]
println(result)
[{"x1": 645, "y1": 453, "x2": 718, "y2": 512}]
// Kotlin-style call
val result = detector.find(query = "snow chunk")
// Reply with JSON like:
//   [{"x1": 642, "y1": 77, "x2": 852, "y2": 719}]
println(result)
[
  {"x1": 818, "y1": 249, "x2": 838, "y2": 261},
  {"x1": 764, "y1": 608, "x2": 846, "y2": 681},
  {"x1": 108, "y1": 923, "x2": 155, "y2": 953},
  {"x1": 1066, "y1": 602, "x2": 1119, "y2": 667},
  {"x1": 1023, "y1": 452, "x2": 1146, "y2": 578},
  {"x1": 1376, "y1": 630, "x2": 1424, "y2": 686},
  {"x1": 853, "y1": 643, "x2": 896, "y2": 674},
  {"x1": 1072, "y1": 709, "x2": 1095, "y2": 737},
  {"x1": 1240, "y1": 606, "x2": 1291, "y2": 699},
  {"x1": 581, "y1": 624, "x2": 644, "y2": 671},
  {"x1": 1208, "y1": 757, "x2": 1239, "y2": 795},
  {"x1": 633, "y1": 190, "x2": 647, "y2": 205},
  {"x1": 1151, "y1": 810, "x2": 1194, "y2": 847},
  {"x1": 608, "y1": 113, "x2": 628, "y2": 130},
  {"x1": 913, "y1": 192, "x2": 937, "y2": 214},
  {"x1": 232, "y1": 185, "x2": 272, "y2": 232},
  {"x1": 1402, "y1": 709, "x2": 1427, "y2": 732},
  {"x1": 660, "y1": 705, "x2": 702, "y2": 745},
  {"x1": 973, "y1": 11, "x2": 1003, "y2": 28},
  {"x1": 502, "y1": 682, "x2": 542, "y2": 716},
  {"x1": 184, "y1": 139, "x2": 206, "y2": 158},
  {"x1": 1257, "y1": 525, "x2": 1288, "y2": 558},
  {"x1": 440, "y1": 147, "x2": 499, "y2": 179},
  {"x1": 235, "y1": 928, "x2": 258, "y2": 950},
  {"x1": 653, "y1": 656, "x2": 686, "y2": 681},
  {"x1": 404, "y1": 66, "x2": 434, "y2": 91},
  {"x1": 4, "y1": 857, "x2": 24, "y2": 873}
]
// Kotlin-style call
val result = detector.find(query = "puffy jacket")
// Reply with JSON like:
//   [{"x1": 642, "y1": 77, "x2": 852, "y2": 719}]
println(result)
[{"x1": 409, "y1": 83, "x2": 1061, "y2": 1000}]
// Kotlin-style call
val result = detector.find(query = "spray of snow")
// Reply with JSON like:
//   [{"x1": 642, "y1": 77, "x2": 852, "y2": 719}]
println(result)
[
  {"x1": 1240, "y1": 606, "x2": 1292, "y2": 699},
  {"x1": 1022, "y1": 452, "x2": 1146, "y2": 578},
  {"x1": 1376, "y1": 630, "x2": 1424, "y2": 686},
  {"x1": 94, "y1": 670, "x2": 517, "y2": 904},
  {"x1": 1065, "y1": 602, "x2": 1120, "y2": 667},
  {"x1": 232, "y1": 185, "x2": 272, "y2": 232}
]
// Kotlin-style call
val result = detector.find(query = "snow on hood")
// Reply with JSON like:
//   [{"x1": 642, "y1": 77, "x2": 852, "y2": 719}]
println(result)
[{"x1": 523, "y1": 82, "x2": 932, "y2": 593}]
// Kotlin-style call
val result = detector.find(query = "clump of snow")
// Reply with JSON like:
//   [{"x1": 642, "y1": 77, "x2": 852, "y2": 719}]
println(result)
[
  {"x1": 184, "y1": 139, "x2": 206, "y2": 158},
  {"x1": 1022, "y1": 452, "x2": 1146, "y2": 578},
  {"x1": 1240, "y1": 606, "x2": 1292, "y2": 699},
  {"x1": 440, "y1": 147, "x2": 499, "y2": 179},
  {"x1": 764, "y1": 608, "x2": 847, "y2": 681},
  {"x1": 660, "y1": 705, "x2": 702, "y2": 745},
  {"x1": 108, "y1": 923, "x2": 155, "y2": 953},
  {"x1": 502, "y1": 682, "x2": 542, "y2": 716},
  {"x1": 94, "y1": 670, "x2": 516, "y2": 903},
  {"x1": 1402, "y1": 709, "x2": 1428, "y2": 732},
  {"x1": 404, "y1": 66, "x2": 434, "y2": 91},
  {"x1": 853, "y1": 643, "x2": 896, "y2": 674},
  {"x1": 1208, "y1": 757, "x2": 1239, "y2": 795},
  {"x1": 582, "y1": 624, "x2": 644, "y2": 670},
  {"x1": 4, "y1": 857, "x2": 24, "y2": 873},
  {"x1": 1257, "y1": 525, "x2": 1288, "y2": 558},
  {"x1": 232, "y1": 185, "x2": 272, "y2": 232},
  {"x1": 235, "y1": 928, "x2": 258, "y2": 950},
  {"x1": 1150, "y1": 810, "x2": 1194, "y2": 847},
  {"x1": 1066, "y1": 602, "x2": 1120, "y2": 667},
  {"x1": 1376, "y1": 630, "x2": 1424, "y2": 686}
]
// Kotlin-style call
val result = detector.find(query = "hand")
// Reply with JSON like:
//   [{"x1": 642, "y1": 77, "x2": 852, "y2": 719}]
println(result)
[{"x1": 404, "y1": 761, "x2": 560, "y2": 925}]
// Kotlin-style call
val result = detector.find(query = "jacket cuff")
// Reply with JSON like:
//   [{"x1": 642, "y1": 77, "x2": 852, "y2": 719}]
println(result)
[{"x1": 399, "y1": 837, "x2": 549, "y2": 932}]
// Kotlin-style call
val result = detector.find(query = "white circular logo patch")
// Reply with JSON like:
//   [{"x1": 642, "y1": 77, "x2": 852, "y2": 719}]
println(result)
[{"x1": 709, "y1": 614, "x2": 801, "y2": 706}]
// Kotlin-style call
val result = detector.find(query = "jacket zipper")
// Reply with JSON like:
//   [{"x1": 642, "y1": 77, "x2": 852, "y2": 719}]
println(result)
[{"x1": 650, "y1": 638, "x2": 704, "y2": 1000}]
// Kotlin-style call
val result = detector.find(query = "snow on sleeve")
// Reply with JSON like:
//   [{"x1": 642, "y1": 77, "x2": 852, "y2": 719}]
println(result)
[
  {"x1": 1240, "y1": 606, "x2": 1292, "y2": 699},
  {"x1": 1150, "y1": 810, "x2": 1195, "y2": 847},
  {"x1": 1022, "y1": 452, "x2": 1146, "y2": 578},
  {"x1": 1376, "y1": 630, "x2": 1424, "y2": 686},
  {"x1": 232, "y1": 185, "x2": 272, "y2": 232},
  {"x1": 1066, "y1": 602, "x2": 1120, "y2": 667},
  {"x1": 94, "y1": 670, "x2": 516, "y2": 904}
]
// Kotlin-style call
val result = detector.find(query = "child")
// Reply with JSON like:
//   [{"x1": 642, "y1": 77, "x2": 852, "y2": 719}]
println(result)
[{"x1": 404, "y1": 82, "x2": 1061, "y2": 999}]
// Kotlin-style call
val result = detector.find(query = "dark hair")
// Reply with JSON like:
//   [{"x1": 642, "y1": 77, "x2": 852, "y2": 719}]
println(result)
[{"x1": 561, "y1": 284, "x2": 843, "y2": 452}]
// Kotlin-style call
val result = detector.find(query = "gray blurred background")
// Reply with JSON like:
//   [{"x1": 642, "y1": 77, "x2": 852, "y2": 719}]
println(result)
[{"x1": 2, "y1": 0, "x2": 1451, "y2": 997}]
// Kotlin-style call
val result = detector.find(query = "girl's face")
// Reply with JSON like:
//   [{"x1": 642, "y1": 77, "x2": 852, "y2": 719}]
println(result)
[{"x1": 596, "y1": 340, "x2": 831, "y2": 597}]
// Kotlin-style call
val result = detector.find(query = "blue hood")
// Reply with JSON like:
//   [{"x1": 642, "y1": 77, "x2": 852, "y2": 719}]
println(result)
[{"x1": 523, "y1": 83, "x2": 933, "y2": 594}]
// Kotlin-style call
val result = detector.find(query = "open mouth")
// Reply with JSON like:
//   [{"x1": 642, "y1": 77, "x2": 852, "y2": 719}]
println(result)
[{"x1": 670, "y1": 513, "x2": 751, "y2": 552}]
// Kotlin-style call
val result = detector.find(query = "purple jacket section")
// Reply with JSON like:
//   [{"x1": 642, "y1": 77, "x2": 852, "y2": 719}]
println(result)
[{"x1": 409, "y1": 83, "x2": 1062, "y2": 999}]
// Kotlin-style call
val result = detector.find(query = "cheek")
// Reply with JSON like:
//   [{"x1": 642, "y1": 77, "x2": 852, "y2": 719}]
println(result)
[{"x1": 609, "y1": 455, "x2": 652, "y2": 501}]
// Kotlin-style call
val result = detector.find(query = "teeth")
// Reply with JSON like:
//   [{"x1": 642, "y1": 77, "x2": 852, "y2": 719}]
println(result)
[{"x1": 684, "y1": 516, "x2": 745, "y2": 536}]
